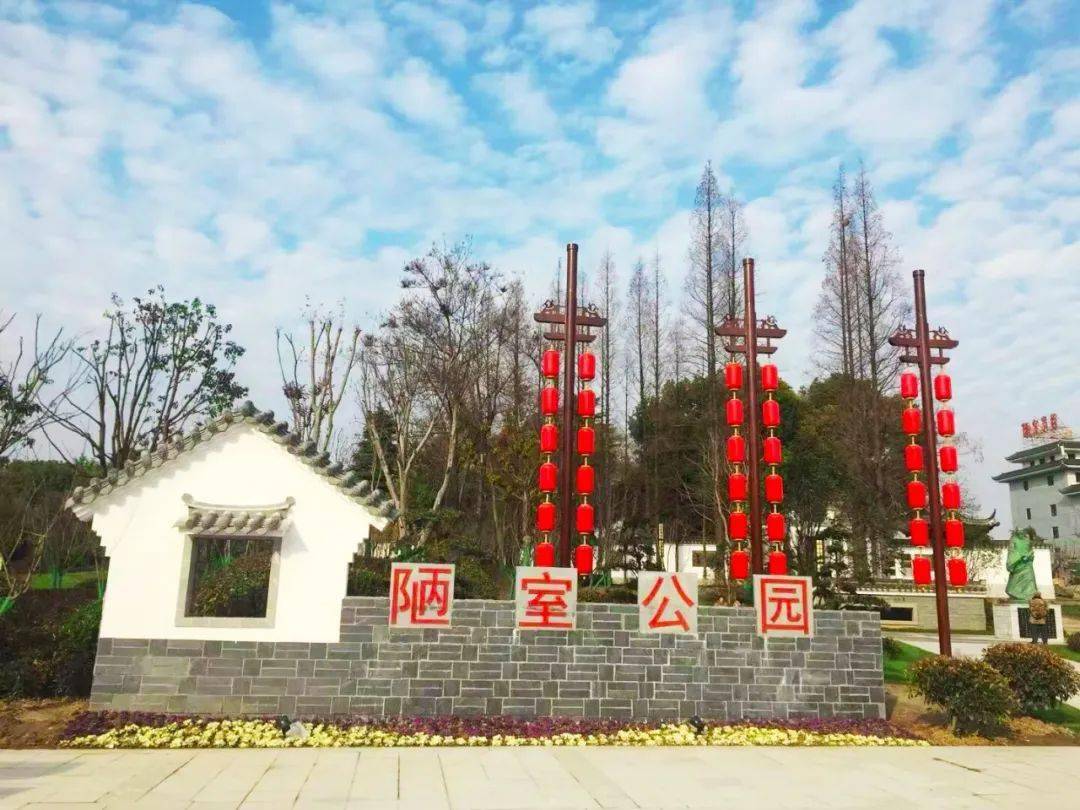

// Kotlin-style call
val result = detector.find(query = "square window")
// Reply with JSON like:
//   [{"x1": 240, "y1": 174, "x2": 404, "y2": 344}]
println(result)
[
  {"x1": 1052, "y1": 527, "x2": 1060, "y2": 539},
  {"x1": 1026, "y1": 508, "x2": 1032, "y2": 520},
  {"x1": 1051, "y1": 504, "x2": 1058, "y2": 517},
  {"x1": 691, "y1": 551, "x2": 703, "y2": 567},
  {"x1": 1023, "y1": 481, "x2": 1029, "y2": 491},
  {"x1": 179, "y1": 535, "x2": 280, "y2": 625},
  {"x1": 1047, "y1": 474, "x2": 1055, "y2": 486}
]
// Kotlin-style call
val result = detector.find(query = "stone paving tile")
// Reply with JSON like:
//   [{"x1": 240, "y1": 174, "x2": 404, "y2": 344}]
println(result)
[{"x1": 2, "y1": 748, "x2": 1079, "y2": 809}]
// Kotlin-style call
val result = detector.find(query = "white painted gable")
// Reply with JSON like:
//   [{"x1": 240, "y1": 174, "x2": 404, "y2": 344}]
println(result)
[{"x1": 76, "y1": 421, "x2": 388, "y2": 642}]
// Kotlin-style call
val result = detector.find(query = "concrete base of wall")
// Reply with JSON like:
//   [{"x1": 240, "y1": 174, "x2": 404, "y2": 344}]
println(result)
[{"x1": 90, "y1": 598, "x2": 885, "y2": 721}]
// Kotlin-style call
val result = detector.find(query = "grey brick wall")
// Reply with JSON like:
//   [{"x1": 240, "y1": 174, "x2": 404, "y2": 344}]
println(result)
[{"x1": 90, "y1": 597, "x2": 885, "y2": 720}]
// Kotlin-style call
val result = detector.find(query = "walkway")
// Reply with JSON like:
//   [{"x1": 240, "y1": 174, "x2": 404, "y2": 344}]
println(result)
[{"x1": 2, "y1": 746, "x2": 1077, "y2": 809}]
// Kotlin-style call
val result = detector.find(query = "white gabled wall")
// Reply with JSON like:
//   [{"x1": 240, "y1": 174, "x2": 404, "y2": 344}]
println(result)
[{"x1": 88, "y1": 423, "x2": 383, "y2": 642}]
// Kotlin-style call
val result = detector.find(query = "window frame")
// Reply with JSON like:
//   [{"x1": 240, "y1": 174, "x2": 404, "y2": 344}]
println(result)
[{"x1": 175, "y1": 532, "x2": 283, "y2": 629}]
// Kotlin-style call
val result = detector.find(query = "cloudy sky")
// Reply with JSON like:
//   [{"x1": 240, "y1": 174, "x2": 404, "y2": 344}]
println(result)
[{"x1": 1, "y1": 0, "x2": 1078, "y2": 528}]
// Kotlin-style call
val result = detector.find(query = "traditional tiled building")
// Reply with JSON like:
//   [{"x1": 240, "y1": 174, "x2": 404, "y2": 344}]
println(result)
[{"x1": 992, "y1": 432, "x2": 1080, "y2": 550}]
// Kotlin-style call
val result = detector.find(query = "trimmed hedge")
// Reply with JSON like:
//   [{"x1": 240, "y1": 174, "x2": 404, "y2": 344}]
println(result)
[
  {"x1": 983, "y1": 643, "x2": 1080, "y2": 714},
  {"x1": 909, "y1": 655, "x2": 1017, "y2": 735}
]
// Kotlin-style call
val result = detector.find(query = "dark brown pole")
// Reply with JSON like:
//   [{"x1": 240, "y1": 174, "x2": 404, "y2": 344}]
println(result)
[
  {"x1": 558, "y1": 243, "x2": 579, "y2": 568},
  {"x1": 742, "y1": 258, "x2": 764, "y2": 574},
  {"x1": 913, "y1": 269, "x2": 952, "y2": 656}
]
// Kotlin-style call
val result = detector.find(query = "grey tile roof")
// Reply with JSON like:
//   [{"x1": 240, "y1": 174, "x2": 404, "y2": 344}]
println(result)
[
  {"x1": 65, "y1": 401, "x2": 395, "y2": 521},
  {"x1": 179, "y1": 495, "x2": 294, "y2": 536}
]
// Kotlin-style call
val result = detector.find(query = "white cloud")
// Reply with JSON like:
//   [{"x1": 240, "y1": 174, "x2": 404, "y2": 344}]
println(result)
[
  {"x1": 522, "y1": 1, "x2": 619, "y2": 68},
  {"x1": 474, "y1": 69, "x2": 558, "y2": 135},
  {"x1": 384, "y1": 57, "x2": 465, "y2": 128}
]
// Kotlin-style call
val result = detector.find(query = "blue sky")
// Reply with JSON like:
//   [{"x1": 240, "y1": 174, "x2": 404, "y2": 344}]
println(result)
[{"x1": 1, "y1": 0, "x2": 1078, "y2": 526}]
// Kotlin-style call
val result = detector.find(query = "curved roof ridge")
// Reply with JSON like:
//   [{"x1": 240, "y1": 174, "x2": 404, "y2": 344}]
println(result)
[{"x1": 65, "y1": 401, "x2": 396, "y2": 522}]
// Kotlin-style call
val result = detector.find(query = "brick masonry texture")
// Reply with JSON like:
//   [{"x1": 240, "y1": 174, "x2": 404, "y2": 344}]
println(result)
[{"x1": 90, "y1": 598, "x2": 885, "y2": 720}]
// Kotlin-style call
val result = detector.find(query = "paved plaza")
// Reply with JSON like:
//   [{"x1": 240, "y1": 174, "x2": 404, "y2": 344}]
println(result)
[{"x1": 1, "y1": 746, "x2": 1076, "y2": 809}]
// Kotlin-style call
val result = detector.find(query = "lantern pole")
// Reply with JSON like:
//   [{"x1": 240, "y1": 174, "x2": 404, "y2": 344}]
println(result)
[
  {"x1": 742, "y1": 258, "x2": 764, "y2": 575},
  {"x1": 912, "y1": 269, "x2": 952, "y2": 657},
  {"x1": 558, "y1": 243, "x2": 579, "y2": 568}
]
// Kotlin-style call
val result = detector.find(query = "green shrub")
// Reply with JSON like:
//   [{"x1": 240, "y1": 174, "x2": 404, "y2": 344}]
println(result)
[
  {"x1": 1066, "y1": 632, "x2": 1080, "y2": 653},
  {"x1": 909, "y1": 655, "x2": 1017, "y2": 734},
  {"x1": 983, "y1": 643, "x2": 1080, "y2": 713},
  {"x1": 579, "y1": 585, "x2": 637, "y2": 604},
  {"x1": 188, "y1": 552, "x2": 271, "y2": 617},
  {"x1": 54, "y1": 599, "x2": 102, "y2": 696},
  {"x1": 882, "y1": 636, "x2": 901, "y2": 658}
]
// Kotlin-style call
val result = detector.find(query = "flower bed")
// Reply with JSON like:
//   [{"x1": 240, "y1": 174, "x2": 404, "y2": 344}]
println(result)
[{"x1": 62, "y1": 712, "x2": 926, "y2": 749}]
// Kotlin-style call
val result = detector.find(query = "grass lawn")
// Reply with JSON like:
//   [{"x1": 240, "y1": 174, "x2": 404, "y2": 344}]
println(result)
[
  {"x1": 29, "y1": 570, "x2": 100, "y2": 590},
  {"x1": 1050, "y1": 644, "x2": 1080, "y2": 663},
  {"x1": 884, "y1": 639, "x2": 934, "y2": 684},
  {"x1": 1030, "y1": 703, "x2": 1080, "y2": 734},
  {"x1": 1060, "y1": 602, "x2": 1080, "y2": 619}
]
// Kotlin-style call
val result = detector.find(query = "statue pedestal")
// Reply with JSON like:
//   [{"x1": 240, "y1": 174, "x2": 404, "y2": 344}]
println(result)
[{"x1": 993, "y1": 602, "x2": 1065, "y2": 643}]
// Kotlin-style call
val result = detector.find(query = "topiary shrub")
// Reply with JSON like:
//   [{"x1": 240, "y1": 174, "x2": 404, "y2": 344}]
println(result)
[
  {"x1": 1066, "y1": 632, "x2": 1080, "y2": 653},
  {"x1": 909, "y1": 655, "x2": 1017, "y2": 735},
  {"x1": 983, "y1": 643, "x2": 1080, "y2": 714}
]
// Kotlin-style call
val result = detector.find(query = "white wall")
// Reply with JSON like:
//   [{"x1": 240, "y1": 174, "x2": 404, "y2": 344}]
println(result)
[{"x1": 85, "y1": 424, "x2": 384, "y2": 642}]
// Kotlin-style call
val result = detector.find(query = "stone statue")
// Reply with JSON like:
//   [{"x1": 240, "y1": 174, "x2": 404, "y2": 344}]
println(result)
[{"x1": 1005, "y1": 530, "x2": 1038, "y2": 603}]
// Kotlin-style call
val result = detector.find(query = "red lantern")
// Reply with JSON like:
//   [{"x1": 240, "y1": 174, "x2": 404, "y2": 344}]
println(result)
[
  {"x1": 909, "y1": 517, "x2": 929, "y2": 546},
  {"x1": 730, "y1": 549, "x2": 749, "y2": 580},
  {"x1": 541, "y1": 349, "x2": 560, "y2": 379},
  {"x1": 764, "y1": 473, "x2": 784, "y2": 504},
  {"x1": 577, "y1": 351, "x2": 596, "y2": 381},
  {"x1": 937, "y1": 408, "x2": 955, "y2": 437},
  {"x1": 945, "y1": 518, "x2": 964, "y2": 548},
  {"x1": 577, "y1": 388, "x2": 596, "y2": 417},
  {"x1": 768, "y1": 550, "x2": 787, "y2": 575},
  {"x1": 575, "y1": 543, "x2": 594, "y2": 576},
  {"x1": 576, "y1": 502, "x2": 594, "y2": 534},
  {"x1": 762, "y1": 398, "x2": 780, "y2": 428},
  {"x1": 726, "y1": 397, "x2": 744, "y2": 426},
  {"x1": 906, "y1": 480, "x2": 927, "y2": 509},
  {"x1": 904, "y1": 443, "x2": 925, "y2": 472},
  {"x1": 536, "y1": 501, "x2": 556, "y2": 532},
  {"x1": 729, "y1": 510, "x2": 748, "y2": 540},
  {"x1": 941, "y1": 481, "x2": 961, "y2": 510},
  {"x1": 901, "y1": 407, "x2": 921, "y2": 435},
  {"x1": 577, "y1": 426, "x2": 595, "y2": 455},
  {"x1": 900, "y1": 372, "x2": 918, "y2": 400},
  {"x1": 728, "y1": 473, "x2": 748, "y2": 502},
  {"x1": 726, "y1": 434, "x2": 746, "y2": 463},
  {"x1": 939, "y1": 444, "x2": 958, "y2": 473},
  {"x1": 540, "y1": 386, "x2": 559, "y2": 415},
  {"x1": 724, "y1": 362, "x2": 743, "y2": 390},
  {"x1": 534, "y1": 539, "x2": 555, "y2": 567},
  {"x1": 576, "y1": 464, "x2": 594, "y2": 494},
  {"x1": 948, "y1": 557, "x2": 968, "y2": 587},
  {"x1": 934, "y1": 373, "x2": 952, "y2": 402},
  {"x1": 540, "y1": 423, "x2": 558, "y2": 453},
  {"x1": 766, "y1": 511, "x2": 786, "y2": 541},
  {"x1": 761, "y1": 363, "x2": 779, "y2": 391},
  {"x1": 763, "y1": 436, "x2": 782, "y2": 465},
  {"x1": 913, "y1": 555, "x2": 932, "y2": 585},
  {"x1": 539, "y1": 461, "x2": 557, "y2": 492}
]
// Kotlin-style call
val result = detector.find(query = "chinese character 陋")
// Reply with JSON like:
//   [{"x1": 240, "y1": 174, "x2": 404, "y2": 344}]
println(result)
[
  {"x1": 389, "y1": 563, "x2": 454, "y2": 627},
  {"x1": 515, "y1": 566, "x2": 577, "y2": 629},
  {"x1": 638, "y1": 571, "x2": 698, "y2": 634},
  {"x1": 754, "y1": 575, "x2": 814, "y2": 637}
]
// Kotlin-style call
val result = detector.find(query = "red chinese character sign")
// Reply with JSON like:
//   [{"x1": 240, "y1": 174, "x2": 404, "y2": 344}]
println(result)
[
  {"x1": 389, "y1": 563, "x2": 455, "y2": 628},
  {"x1": 515, "y1": 566, "x2": 577, "y2": 629},
  {"x1": 754, "y1": 575, "x2": 813, "y2": 638},
  {"x1": 638, "y1": 572, "x2": 698, "y2": 634}
]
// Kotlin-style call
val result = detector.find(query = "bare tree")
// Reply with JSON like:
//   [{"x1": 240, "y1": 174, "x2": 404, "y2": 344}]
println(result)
[
  {"x1": 358, "y1": 325, "x2": 438, "y2": 538},
  {"x1": 815, "y1": 167, "x2": 858, "y2": 378},
  {"x1": 277, "y1": 304, "x2": 361, "y2": 456},
  {"x1": 45, "y1": 288, "x2": 246, "y2": 470},
  {"x1": 0, "y1": 314, "x2": 73, "y2": 459},
  {"x1": 686, "y1": 163, "x2": 722, "y2": 388},
  {"x1": 718, "y1": 192, "x2": 748, "y2": 321}
]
